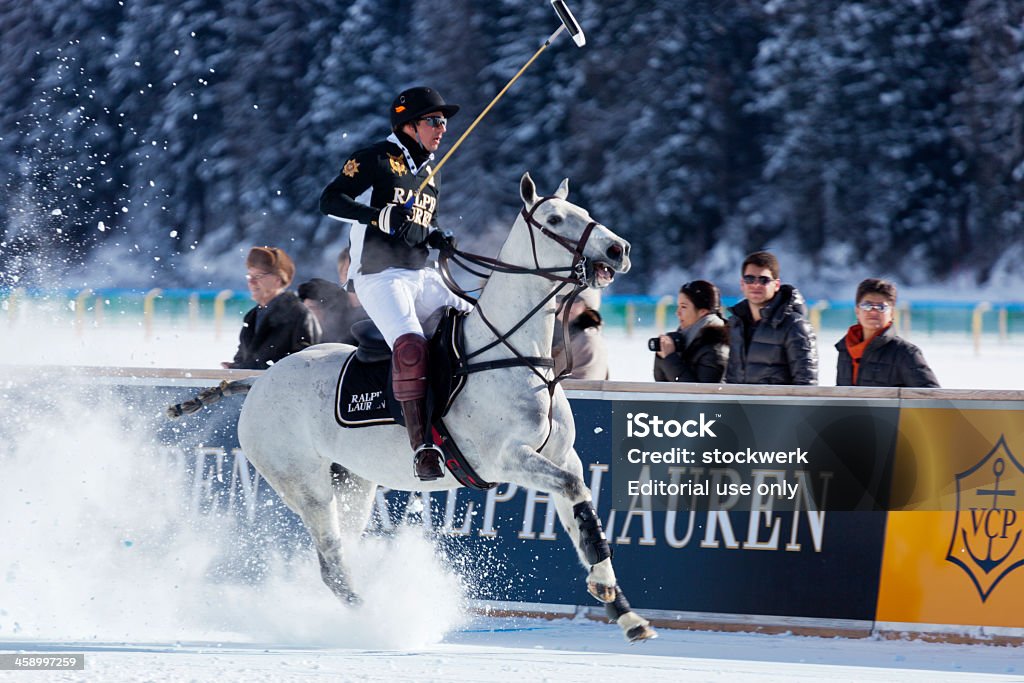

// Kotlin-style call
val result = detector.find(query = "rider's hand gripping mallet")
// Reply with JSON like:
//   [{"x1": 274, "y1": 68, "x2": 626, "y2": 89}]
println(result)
[{"x1": 405, "y1": 0, "x2": 586, "y2": 209}]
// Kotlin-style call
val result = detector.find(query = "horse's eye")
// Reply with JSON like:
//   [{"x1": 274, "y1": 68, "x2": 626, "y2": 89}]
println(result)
[{"x1": 547, "y1": 215, "x2": 563, "y2": 226}]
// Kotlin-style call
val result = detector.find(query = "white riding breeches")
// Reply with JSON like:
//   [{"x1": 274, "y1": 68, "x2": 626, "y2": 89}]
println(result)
[{"x1": 354, "y1": 267, "x2": 473, "y2": 348}]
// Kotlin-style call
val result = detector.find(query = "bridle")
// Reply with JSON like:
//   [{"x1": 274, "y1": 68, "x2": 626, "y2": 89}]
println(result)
[
  {"x1": 437, "y1": 195, "x2": 606, "y2": 452},
  {"x1": 438, "y1": 195, "x2": 600, "y2": 388}
]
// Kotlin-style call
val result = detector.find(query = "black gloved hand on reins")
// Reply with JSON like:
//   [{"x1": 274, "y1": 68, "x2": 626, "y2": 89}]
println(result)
[{"x1": 426, "y1": 229, "x2": 458, "y2": 255}]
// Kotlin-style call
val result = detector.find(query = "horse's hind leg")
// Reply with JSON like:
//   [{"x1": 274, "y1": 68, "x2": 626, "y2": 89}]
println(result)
[
  {"x1": 329, "y1": 463, "x2": 377, "y2": 545},
  {"x1": 264, "y1": 461, "x2": 361, "y2": 604},
  {"x1": 308, "y1": 494, "x2": 361, "y2": 604}
]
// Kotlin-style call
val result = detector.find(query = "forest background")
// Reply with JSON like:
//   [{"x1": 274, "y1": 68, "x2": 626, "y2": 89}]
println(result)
[{"x1": 1, "y1": 0, "x2": 1022, "y2": 299}]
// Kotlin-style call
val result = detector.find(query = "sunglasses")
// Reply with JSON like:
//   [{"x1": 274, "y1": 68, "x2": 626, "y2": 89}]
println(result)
[
  {"x1": 418, "y1": 115, "x2": 447, "y2": 128},
  {"x1": 857, "y1": 301, "x2": 892, "y2": 312},
  {"x1": 742, "y1": 274, "x2": 775, "y2": 286},
  {"x1": 246, "y1": 271, "x2": 274, "y2": 282}
]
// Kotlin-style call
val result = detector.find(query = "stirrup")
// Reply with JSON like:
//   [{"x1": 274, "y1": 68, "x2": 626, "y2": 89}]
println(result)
[{"x1": 413, "y1": 443, "x2": 445, "y2": 481}]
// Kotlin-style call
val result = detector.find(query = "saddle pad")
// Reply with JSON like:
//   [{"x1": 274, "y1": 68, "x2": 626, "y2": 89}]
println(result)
[{"x1": 334, "y1": 353, "x2": 395, "y2": 427}]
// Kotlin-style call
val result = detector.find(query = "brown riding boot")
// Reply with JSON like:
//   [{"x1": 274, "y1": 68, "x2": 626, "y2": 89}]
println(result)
[
  {"x1": 393, "y1": 333, "x2": 445, "y2": 482},
  {"x1": 401, "y1": 398, "x2": 445, "y2": 481}
]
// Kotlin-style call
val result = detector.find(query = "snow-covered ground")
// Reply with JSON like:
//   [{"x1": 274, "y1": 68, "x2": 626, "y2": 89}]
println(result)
[
  {"x1": 1, "y1": 618, "x2": 1022, "y2": 682},
  {"x1": 0, "y1": 315, "x2": 1022, "y2": 682}
]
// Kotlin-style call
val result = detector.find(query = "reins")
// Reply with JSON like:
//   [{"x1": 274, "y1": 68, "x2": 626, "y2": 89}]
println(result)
[
  {"x1": 438, "y1": 195, "x2": 595, "y2": 378},
  {"x1": 437, "y1": 195, "x2": 599, "y2": 452}
]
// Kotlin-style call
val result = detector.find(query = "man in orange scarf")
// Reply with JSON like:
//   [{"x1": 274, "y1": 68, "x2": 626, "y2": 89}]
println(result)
[{"x1": 836, "y1": 278, "x2": 938, "y2": 387}]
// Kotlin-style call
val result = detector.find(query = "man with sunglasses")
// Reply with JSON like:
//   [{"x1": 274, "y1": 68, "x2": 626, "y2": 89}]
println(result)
[
  {"x1": 835, "y1": 278, "x2": 938, "y2": 387},
  {"x1": 319, "y1": 86, "x2": 472, "y2": 481},
  {"x1": 725, "y1": 251, "x2": 818, "y2": 385}
]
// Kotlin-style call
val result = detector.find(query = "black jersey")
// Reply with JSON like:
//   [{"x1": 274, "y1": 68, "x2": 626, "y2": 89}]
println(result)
[{"x1": 319, "y1": 134, "x2": 439, "y2": 275}]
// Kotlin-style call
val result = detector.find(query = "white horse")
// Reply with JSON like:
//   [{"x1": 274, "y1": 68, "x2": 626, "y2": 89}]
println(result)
[{"x1": 173, "y1": 173, "x2": 656, "y2": 642}]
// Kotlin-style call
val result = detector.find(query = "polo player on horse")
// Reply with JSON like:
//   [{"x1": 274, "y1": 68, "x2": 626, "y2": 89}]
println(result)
[{"x1": 319, "y1": 86, "x2": 470, "y2": 482}]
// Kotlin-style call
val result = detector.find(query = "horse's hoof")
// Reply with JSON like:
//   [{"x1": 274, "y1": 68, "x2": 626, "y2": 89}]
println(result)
[
  {"x1": 587, "y1": 581, "x2": 617, "y2": 603},
  {"x1": 626, "y1": 624, "x2": 658, "y2": 643}
]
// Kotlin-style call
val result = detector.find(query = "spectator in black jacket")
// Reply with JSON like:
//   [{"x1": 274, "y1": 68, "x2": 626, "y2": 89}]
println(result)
[
  {"x1": 836, "y1": 278, "x2": 939, "y2": 387},
  {"x1": 298, "y1": 278, "x2": 355, "y2": 344},
  {"x1": 221, "y1": 246, "x2": 320, "y2": 370},
  {"x1": 653, "y1": 280, "x2": 729, "y2": 382},
  {"x1": 725, "y1": 251, "x2": 818, "y2": 385},
  {"x1": 297, "y1": 249, "x2": 369, "y2": 345}
]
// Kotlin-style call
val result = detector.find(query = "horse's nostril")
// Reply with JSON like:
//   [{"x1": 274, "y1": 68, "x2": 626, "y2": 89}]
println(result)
[{"x1": 606, "y1": 243, "x2": 624, "y2": 261}]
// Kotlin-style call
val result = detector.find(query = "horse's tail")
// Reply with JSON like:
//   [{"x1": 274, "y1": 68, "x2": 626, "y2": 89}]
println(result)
[{"x1": 166, "y1": 377, "x2": 257, "y2": 419}]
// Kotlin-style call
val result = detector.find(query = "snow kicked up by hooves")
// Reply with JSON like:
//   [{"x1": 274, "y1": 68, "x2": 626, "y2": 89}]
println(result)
[{"x1": 0, "y1": 387, "x2": 468, "y2": 650}]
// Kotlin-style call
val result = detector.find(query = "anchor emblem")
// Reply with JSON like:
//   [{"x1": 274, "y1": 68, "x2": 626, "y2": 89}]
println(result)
[{"x1": 947, "y1": 435, "x2": 1024, "y2": 602}]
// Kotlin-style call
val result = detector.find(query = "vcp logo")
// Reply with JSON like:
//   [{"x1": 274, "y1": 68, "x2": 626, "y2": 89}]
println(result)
[{"x1": 946, "y1": 435, "x2": 1024, "y2": 602}]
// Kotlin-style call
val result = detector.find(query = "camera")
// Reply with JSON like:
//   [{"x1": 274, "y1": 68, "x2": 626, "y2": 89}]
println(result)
[{"x1": 648, "y1": 331, "x2": 683, "y2": 353}]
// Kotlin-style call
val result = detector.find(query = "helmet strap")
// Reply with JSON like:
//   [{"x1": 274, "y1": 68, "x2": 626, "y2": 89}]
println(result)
[
  {"x1": 395, "y1": 128, "x2": 430, "y2": 166},
  {"x1": 406, "y1": 121, "x2": 428, "y2": 152}
]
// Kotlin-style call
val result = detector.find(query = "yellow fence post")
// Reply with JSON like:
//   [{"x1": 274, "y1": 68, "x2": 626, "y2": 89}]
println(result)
[
  {"x1": 143, "y1": 288, "x2": 163, "y2": 340},
  {"x1": 810, "y1": 300, "x2": 830, "y2": 333},
  {"x1": 625, "y1": 300, "x2": 636, "y2": 338},
  {"x1": 214, "y1": 289, "x2": 234, "y2": 341},
  {"x1": 998, "y1": 307, "x2": 1008, "y2": 344},
  {"x1": 972, "y1": 301, "x2": 991, "y2": 356},
  {"x1": 654, "y1": 295, "x2": 674, "y2": 333},
  {"x1": 74, "y1": 289, "x2": 94, "y2": 336}
]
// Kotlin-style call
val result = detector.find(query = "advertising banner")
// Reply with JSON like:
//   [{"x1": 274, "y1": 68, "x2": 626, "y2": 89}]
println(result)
[
  {"x1": 876, "y1": 403, "x2": 1024, "y2": 629},
  {"x1": 22, "y1": 373, "x2": 1010, "y2": 628},
  {"x1": 117, "y1": 380, "x2": 895, "y2": 622},
  {"x1": 595, "y1": 395, "x2": 895, "y2": 620},
  {"x1": 384, "y1": 393, "x2": 896, "y2": 621}
]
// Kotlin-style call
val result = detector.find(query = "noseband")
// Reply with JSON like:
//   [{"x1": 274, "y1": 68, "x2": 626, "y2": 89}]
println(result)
[{"x1": 520, "y1": 196, "x2": 599, "y2": 287}]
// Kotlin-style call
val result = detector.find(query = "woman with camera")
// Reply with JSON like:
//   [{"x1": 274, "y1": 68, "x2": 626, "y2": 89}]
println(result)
[{"x1": 652, "y1": 280, "x2": 729, "y2": 383}]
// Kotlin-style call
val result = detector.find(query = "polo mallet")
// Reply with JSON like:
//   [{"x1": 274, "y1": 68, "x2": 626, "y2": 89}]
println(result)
[{"x1": 405, "y1": 0, "x2": 585, "y2": 208}]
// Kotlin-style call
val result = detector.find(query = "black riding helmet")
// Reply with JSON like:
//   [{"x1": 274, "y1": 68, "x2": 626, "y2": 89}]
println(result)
[{"x1": 390, "y1": 87, "x2": 460, "y2": 131}]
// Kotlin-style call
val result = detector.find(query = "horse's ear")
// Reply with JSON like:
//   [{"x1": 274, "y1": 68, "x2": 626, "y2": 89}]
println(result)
[
  {"x1": 520, "y1": 172, "x2": 537, "y2": 208},
  {"x1": 555, "y1": 178, "x2": 570, "y2": 199}
]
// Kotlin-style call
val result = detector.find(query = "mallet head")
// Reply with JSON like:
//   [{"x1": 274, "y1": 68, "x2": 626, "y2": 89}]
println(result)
[{"x1": 551, "y1": 0, "x2": 586, "y2": 47}]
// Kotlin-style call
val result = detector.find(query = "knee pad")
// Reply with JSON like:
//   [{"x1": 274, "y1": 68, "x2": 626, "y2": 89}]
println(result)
[
  {"x1": 392, "y1": 333, "x2": 428, "y2": 401},
  {"x1": 573, "y1": 501, "x2": 611, "y2": 566}
]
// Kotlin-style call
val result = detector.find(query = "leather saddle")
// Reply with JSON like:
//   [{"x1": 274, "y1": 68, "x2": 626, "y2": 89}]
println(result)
[
  {"x1": 333, "y1": 307, "x2": 467, "y2": 428},
  {"x1": 332, "y1": 307, "x2": 494, "y2": 490}
]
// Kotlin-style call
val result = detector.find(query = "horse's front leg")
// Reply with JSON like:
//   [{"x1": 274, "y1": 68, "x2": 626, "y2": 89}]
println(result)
[
  {"x1": 503, "y1": 445, "x2": 657, "y2": 643},
  {"x1": 503, "y1": 444, "x2": 616, "y2": 596}
]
